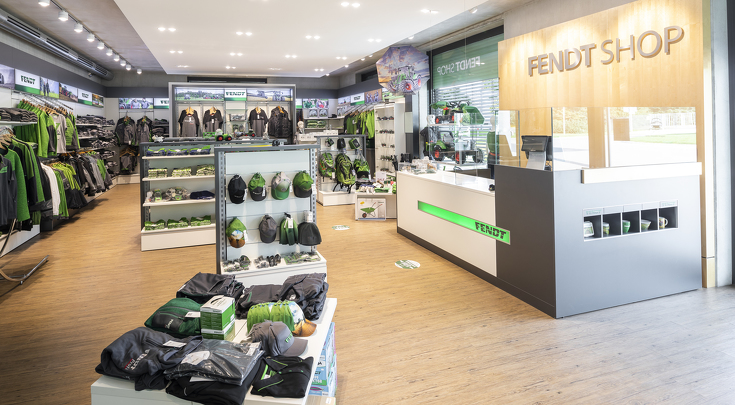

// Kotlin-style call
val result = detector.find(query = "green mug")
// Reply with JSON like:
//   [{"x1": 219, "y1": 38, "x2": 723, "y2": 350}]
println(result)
[
  {"x1": 622, "y1": 220, "x2": 631, "y2": 234},
  {"x1": 641, "y1": 219, "x2": 651, "y2": 231},
  {"x1": 602, "y1": 222, "x2": 610, "y2": 236}
]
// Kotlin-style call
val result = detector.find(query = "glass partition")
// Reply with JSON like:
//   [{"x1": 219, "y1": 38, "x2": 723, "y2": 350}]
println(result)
[{"x1": 491, "y1": 107, "x2": 697, "y2": 171}]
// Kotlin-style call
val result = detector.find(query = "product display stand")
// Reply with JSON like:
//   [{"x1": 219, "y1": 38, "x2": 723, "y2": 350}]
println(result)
[
  {"x1": 214, "y1": 144, "x2": 327, "y2": 283},
  {"x1": 91, "y1": 298, "x2": 338, "y2": 405},
  {"x1": 374, "y1": 103, "x2": 406, "y2": 175},
  {"x1": 139, "y1": 139, "x2": 268, "y2": 251},
  {"x1": 314, "y1": 134, "x2": 367, "y2": 207}
]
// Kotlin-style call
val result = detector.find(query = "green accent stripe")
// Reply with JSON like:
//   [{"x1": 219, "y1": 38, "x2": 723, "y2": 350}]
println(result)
[
  {"x1": 418, "y1": 201, "x2": 510, "y2": 244},
  {"x1": 15, "y1": 85, "x2": 40, "y2": 95},
  {"x1": 257, "y1": 380, "x2": 283, "y2": 391}
]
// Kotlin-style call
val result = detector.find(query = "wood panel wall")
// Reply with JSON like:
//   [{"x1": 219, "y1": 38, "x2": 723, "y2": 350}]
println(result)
[{"x1": 498, "y1": 0, "x2": 713, "y2": 286}]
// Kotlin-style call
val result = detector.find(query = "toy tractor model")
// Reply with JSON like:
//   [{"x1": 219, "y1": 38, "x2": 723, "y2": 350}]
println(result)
[
  {"x1": 430, "y1": 100, "x2": 485, "y2": 125},
  {"x1": 388, "y1": 66, "x2": 422, "y2": 95},
  {"x1": 425, "y1": 128, "x2": 484, "y2": 165}
]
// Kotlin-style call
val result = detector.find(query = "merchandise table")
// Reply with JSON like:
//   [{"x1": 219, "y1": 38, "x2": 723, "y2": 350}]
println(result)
[{"x1": 91, "y1": 298, "x2": 337, "y2": 405}]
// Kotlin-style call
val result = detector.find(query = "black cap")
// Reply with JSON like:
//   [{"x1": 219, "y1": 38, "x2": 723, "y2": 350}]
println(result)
[
  {"x1": 259, "y1": 215, "x2": 278, "y2": 243},
  {"x1": 228, "y1": 175, "x2": 246, "y2": 204},
  {"x1": 297, "y1": 222, "x2": 322, "y2": 246}
]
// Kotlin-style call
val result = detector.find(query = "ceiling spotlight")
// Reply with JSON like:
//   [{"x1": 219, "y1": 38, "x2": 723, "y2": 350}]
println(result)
[
  {"x1": 236, "y1": 31, "x2": 243, "y2": 35},
  {"x1": 168, "y1": 28, "x2": 176, "y2": 32},
  {"x1": 126, "y1": 64, "x2": 131, "y2": 71},
  {"x1": 341, "y1": 2, "x2": 349, "y2": 6},
  {"x1": 376, "y1": 39, "x2": 382, "y2": 43},
  {"x1": 285, "y1": 55, "x2": 291, "y2": 58},
  {"x1": 58, "y1": 10, "x2": 69, "y2": 21},
  {"x1": 245, "y1": 32, "x2": 252, "y2": 36},
  {"x1": 106, "y1": 48, "x2": 113, "y2": 56},
  {"x1": 292, "y1": 55, "x2": 297, "y2": 58},
  {"x1": 74, "y1": 23, "x2": 83, "y2": 33},
  {"x1": 113, "y1": 53, "x2": 120, "y2": 62},
  {"x1": 314, "y1": 36, "x2": 320, "y2": 40},
  {"x1": 237, "y1": 53, "x2": 242, "y2": 56},
  {"x1": 269, "y1": 68, "x2": 282, "y2": 71},
  {"x1": 368, "y1": 38, "x2": 374, "y2": 42},
  {"x1": 326, "y1": 73, "x2": 330, "y2": 76},
  {"x1": 470, "y1": 7, "x2": 478, "y2": 13},
  {"x1": 431, "y1": 10, "x2": 438, "y2": 14},
  {"x1": 177, "y1": 65, "x2": 189, "y2": 68},
  {"x1": 226, "y1": 66, "x2": 231, "y2": 69},
  {"x1": 170, "y1": 50, "x2": 175, "y2": 53},
  {"x1": 314, "y1": 69, "x2": 318, "y2": 71},
  {"x1": 137, "y1": 69, "x2": 142, "y2": 74},
  {"x1": 336, "y1": 57, "x2": 341, "y2": 60},
  {"x1": 87, "y1": 33, "x2": 95, "y2": 42},
  {"x1": 120, "y1": 59, "x2": 126, "y2": 66},
  {"x1": 177, "y1": 50, "x2": 183, "y2": 54},
  {"x1": 342, "y1": 57, "x2": 347, "y2": 60},
  {"x1": 97, "y1": 41, "x2": 105, "y2": 50},
  {"x1": 421, "y1": 9, "x2": 429, "y2": 13},
  {"x1": 361, "y1": 58, "x2": 365, "y2": 61},
  {"x1": 38, "y1": 0, "x2": 50, "y2": 6},
  {"x1": 158, "y1": 27, "x2": 166, "y2": 31},
  {"x1": 306, "y1": 35, "x2": 312, "y2": 39},
  {"x1": 408, "y1": 36, "x2": 414, "y2": 40},
  {"x1": 352, "y1": 3, "x2": 360, "y2": 7},
  {"x1": 320, "y1": 69, "x2": 324, "y2": 71},
  {"x1": 230, "y1": 52, "x2": 236, "y2": 56},
  {"x1": 344, "y1": 64, "x2": 349, "y2": 67},
  {"x1": 231, "y1": 67, "x2": 236, "y2": 69}
]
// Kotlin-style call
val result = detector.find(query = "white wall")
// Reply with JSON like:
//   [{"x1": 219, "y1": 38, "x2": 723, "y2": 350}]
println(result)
[{"x1": 502, "y1": 0, "x2": 636, "y2": 38}]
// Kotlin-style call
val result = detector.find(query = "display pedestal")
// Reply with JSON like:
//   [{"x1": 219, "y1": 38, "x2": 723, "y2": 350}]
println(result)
[
  {"x1": 90, "y1": 298, "x2": 338, "y2": 405},
  {"x1": 355, "y1": 192, "x2": 396, "y2": 220},
  {"x1": 317, "y1": 189, "x2": 356, "y2": 207},
  {"x1": 141, "y1": 225, "x2": 217, "y2": 251}
]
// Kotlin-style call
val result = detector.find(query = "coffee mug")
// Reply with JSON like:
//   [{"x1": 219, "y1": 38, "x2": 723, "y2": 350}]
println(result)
[
  {"x1": 659, "y1": 217, "x2": 668, "y2": 229},
  {"x1": 583, "y1": 221, "x2": 594, "y2": 238},
  {"x1": 622, "y1": 220, "x2": 631, "y2": 234},
  {"x1": 641, "y1": 219, "x2": 651, "y2": 231},
  {"x1": 602, "y1": 222, "x2": 610, "y2": 236}
]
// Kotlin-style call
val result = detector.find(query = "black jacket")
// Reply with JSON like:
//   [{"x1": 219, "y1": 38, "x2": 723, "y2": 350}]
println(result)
[
  {"x1": 248, "y1": 108, "x2": 268, "y2": 128},
  {"x1": 178, "y1": 110, "x2": 200, "y2": 135},
  {"x1": 176, "y1": 272, "x2": 244, "y2": 304},
  {"x1": 250, "y1": 356, "x2": 314, "y2": 398},
  {"x1": 202, "y1": 109, "x2": 223, "y2": 132},
  {"x1": 95, "y1": 327, "x2": 202, "y2": 391},
  {"x1": 267, "y1": 107, "x2": 292, "y2": 139},
  {"x1": 136, "y1": 117, "x2": 153, "y2": 144}
]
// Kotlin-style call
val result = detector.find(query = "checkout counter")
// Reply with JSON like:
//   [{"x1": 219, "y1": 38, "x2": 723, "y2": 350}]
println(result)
[{"x1": 398, "y1": 108, "x2": 702, "y2": 318}]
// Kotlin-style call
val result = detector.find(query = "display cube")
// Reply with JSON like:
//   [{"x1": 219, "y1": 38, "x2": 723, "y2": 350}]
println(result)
[
  {"x1": 200, "y1": 296, "x2": 236, "y2": 330},
  {"x1": 306, "y1": 395, "x2": 336, "y2": 405},
  {"x1": 356, "y1": 197, "x2": 387, "y2": 220},
  {"x1": 310, "y1": 364, "x2": 337, "y2": 397}
]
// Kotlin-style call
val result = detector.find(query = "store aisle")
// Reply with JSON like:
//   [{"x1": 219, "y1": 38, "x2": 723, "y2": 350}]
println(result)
[{"x1": 1, "y1": 185, "x2": 735, "y2": 404}]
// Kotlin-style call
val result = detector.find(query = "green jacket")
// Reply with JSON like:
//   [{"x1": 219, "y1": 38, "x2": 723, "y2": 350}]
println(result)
[
  {"x1": 0, "y1": 149, "x2": 29, "y2": 221},
  {"x1": 144, "y1": 297, "x2": 202, "y2": 338}
]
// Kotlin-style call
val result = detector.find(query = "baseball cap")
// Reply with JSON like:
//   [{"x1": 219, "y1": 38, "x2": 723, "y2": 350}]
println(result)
[
  {"x1": 249, "y1": 320, "x2": 308, "y2": 357},
  {"x1": 226, "y1": 218, "x2": 247, "y2": 248},
  {"x1": 297, "y1": 222, "x2": 322, "y2": 246},
  {"x1": 271, "y1": 173, "x2": 291, "y2": 200},
  {"x1": 249, "y1": 173, "x2": 267, "y2": 201},
  {"x1": 228, "y1": 175, "x2": 246, "y2": 204},
  {"x1": 246, "y1": 301, "x2": 317, "y2": 337},
  {"x1": 259, "y1": 215, "x2": 278, "y2": 243},
  {"x1": 292, "y1": 171, "x2": 313, "y2": 198}
]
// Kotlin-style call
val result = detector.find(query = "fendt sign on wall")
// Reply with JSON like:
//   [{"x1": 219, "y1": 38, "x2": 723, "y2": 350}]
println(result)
[{"x1": 527, "y1": 26, "x2": 684, "y2": 76}]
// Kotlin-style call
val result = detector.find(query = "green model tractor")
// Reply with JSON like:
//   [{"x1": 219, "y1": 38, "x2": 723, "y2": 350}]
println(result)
[
  {"x1": 430, "y1": 100, "x2": 485, "y2": 125},
  {"x1": 425, "y1": 128, "x2": 484, "y2": 165}
]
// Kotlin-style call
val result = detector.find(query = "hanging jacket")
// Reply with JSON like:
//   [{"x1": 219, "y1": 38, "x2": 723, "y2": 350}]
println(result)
[
  {"x1": 115, "y1": 117, "x2": 136, "y2": 145},
  {"x1": 178, "y1": 110, "x2": 200, "y2": 137},
  {"x1": 202, "y1": 109, "x2": 223, "y2": 132},
  {"x1": 136, "y1": 117, "x2": 153, "y2": 144},
  {"x1": 267, "y1": 107, "x2": 292, "y2": 140}
]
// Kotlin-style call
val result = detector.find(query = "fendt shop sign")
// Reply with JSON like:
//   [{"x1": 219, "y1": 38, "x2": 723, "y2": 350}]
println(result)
[{"x1": 527, "y1": 26, "x2": 683, "y2": 76}]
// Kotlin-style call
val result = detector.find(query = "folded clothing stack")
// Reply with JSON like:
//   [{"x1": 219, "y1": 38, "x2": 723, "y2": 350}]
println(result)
[
  {"x1": 0, "y1": 108, "x2": 36, "y2": 122},
  {"x1": 77, "y1": 114, "x2": 108, "y2": 125},
  {"x1": 195, "y1": 165, "x2": 215, "y2": 176},
  {"x1": 144, "y1": 219, "x2": 166, "y2": 231},
  {"x1": 147, "y1": 168, "x2": 167, "y2": 178},
  {"x1": 190, "y1": 215, "x2": 212, "y2": 227},
  {"x1": 170, "y1": 167, "x2": 193, "y2": 177},
  {"x1": 167, "y1": 218, "x2": 189, "y2": 229},
  {"x1": 237, "y1": 273, "x2": 328, "y2": 321}
]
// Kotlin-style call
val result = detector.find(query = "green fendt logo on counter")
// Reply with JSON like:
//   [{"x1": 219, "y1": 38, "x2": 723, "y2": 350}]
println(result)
[{"x1": 417, "y1": 201, "x2": 510, "y2": 244}]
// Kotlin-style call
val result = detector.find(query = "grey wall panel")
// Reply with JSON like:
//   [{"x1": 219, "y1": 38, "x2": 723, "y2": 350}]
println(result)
[
  {"x1": 553, "y1": 171, "x2": 701, "y2": 317},
  {"x1": 495, "y1": 165, "x2": 557, "y2": 311},
  {"x1": 106, "y1": 87, "x2": 168, "y2": 98},
  {"x1": 294, "y1": 89, "x2": 338, "y2": 99},
  {"x1": 0, "y1": 40, "x2": 106, "y2": 95},
  {"x1": 336, "y1": 77, "x2": 380, "y2": 98}
]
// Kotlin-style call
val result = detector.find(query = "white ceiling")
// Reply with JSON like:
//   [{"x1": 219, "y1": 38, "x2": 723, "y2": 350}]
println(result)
[{"x1": 113, "y1": 0, "x2": 487, "y2": 77}]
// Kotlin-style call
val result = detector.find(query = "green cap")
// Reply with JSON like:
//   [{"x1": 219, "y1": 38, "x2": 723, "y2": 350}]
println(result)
[
  {"x1": 249, "y1": 173, "x2": 267, "y2": 201},
  {"x1": 226, "y1": 218, "x2": 247, "y2": 248},
  {"x1": 271, "y1": 172, "x2": 291, "y2": 200},
  {"x1": 293, "y1": 171, "x2": 314, "y2": 198}
]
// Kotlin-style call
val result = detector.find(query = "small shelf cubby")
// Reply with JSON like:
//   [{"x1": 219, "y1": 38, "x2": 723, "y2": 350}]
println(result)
[
  {"x1": 658, "y1": 204, "x2": 678, "y2": 230},
  {"x1": 622, "y1": 211, "x2": 641, "y2": 234},
  {"x1": 641, "y1": 208, "x2": 658, "y2": 232},
  {"x1": 602, "y1": 213, "x2": 622, "y2": 237},
  {"x1": 583, "y1": 209, "x2": 602, "y2": 240}
]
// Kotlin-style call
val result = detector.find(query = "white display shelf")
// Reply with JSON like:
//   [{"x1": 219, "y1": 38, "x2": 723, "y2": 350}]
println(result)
[
  {"x1": 90, "y1": 298, "x2": 337, "y2": 405},
  {"x1": 143, "y1": 155, "x2": 214, "y2": 160},
  {"x1": 143, "y1": 199, "x2": 215, "y2": 207},
  {"x1": 226, "y1": 251, "x2": 327, "y2": 286},
  {"x1": 140, "y1": 224, "x2": 215, "y2": 234},
  {"x1": 0, "y1": 225, "x2": 39, "y2": 258},
  {"x1": 0, "y1": 121, "x2": 37, "y2": 126},
  {"x1": 317, "y1": 188, "x2": 357, "y2": 206},
  {"x1": 140, "y1": 224, "x2": 216, "y2": 251},
  {"x1": 142, "y1": 175, "x2": 215, "y2": 182}
]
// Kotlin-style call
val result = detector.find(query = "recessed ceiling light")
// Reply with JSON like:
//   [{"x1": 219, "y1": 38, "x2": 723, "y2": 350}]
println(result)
[
  {"x1": 74, "y1": 23, "x2": 83, "y2": 33},
  {"x1": 230, "y1": 52, "x2": 236, "y2": 56},
  {"x1": 236, "y1": 31, "x2": 243, "y2": 35},
  {"x1": 345, "y1": 64, "x2": 349, "y2": 67},
  {"x1": 269, "y1": 68, "x2": 282, "y2": 70},
  {"x1": 38, "y1": 0, "x2": 50, "y2": 6},
  {"x1": 408, "y1": 36, "x2": 414, "y2": 40},
  {"x1": 342, "y1": 57, "x2": 347, "y2": 60},
  {"x1": 113, "y1": 54, "x2": 120, "y2": 62},
  {"x1": 292, "y1": 55, "x2": 297, "y2": 58},
  {"x1": 369, "y1": 54, "x2": 373, "y2": 57},
  {"x1": 126, "y1": 64, "x2": 131, "y2": 71},
  {"x1": 285, "y1": 55, "x2": 291, "y2": 58},
  {"x1": 58, "y1": 10, "x2": 68, "y2": 21},
  {"x1": 336, "y1": 57, "x2": 340, "y2": 60},
  {"x1": 137, "y1": 69, "x2": 142, "y2": 74},
  {"x1": 431, "y1": 10, "x2": 438, "y2": 14},
  {"x1": 232, "y1": 67, "x2": 236, "y2": 69},
  {"x1": 120, "y1": 59, "x2": 126, "y2": 66},
  {"x1": 376, "y1": 39, "x2": 381, "y2": 43},
  {"x1": 87, "y1": 33, "x2": 95, "y2": 42},
  {"x1": 97, "y1": 41, "x2": 105, "y2": 50},
  {"x1": 470, "y1": 7, "x2": 478, "y2": 13},
  {"x1": 314, "y1": 69, "x2": 318, "y2": 71},
  {"x1": 237, "y1": 53, "x2": 242, "y2": 56},
  {"x1": 352, "y1": 3, "x2": 360, "y2": 7},
  {"x1": 106, "y1": 48, "x2": 113, "y2": 56},
  {"x1": 421, "y1": 9, "x2": 429, "y2": 13},
  {"x1": 306, "y1": 35, "x2": 312, "y2": 39},
  {"x1": 368, "y1": 39, "x2": 374, "y2": 42},
  {"x1": 177, "y1": 65, "x2": 189, "y2": 68},
  {"x1": 245, "y1": 32, "x2": 252, "y2": 36},
  {"x1": 320, "y1": 69, "x2": 324, "y2": 71},
  {"x1": 170, "y1": 50, "x2": 175, "y2": 53},
  {"x1": 158, "y1": 27, "x2": 166, "y2": 31},
  {"x1": 340, "y1": 2, "x2": 349, "y2": 6},
  {"x1": 361, "y1": 58, "x2": 365, "y2": 61},
  {"x1": 177, "y1": 50, "x2": 183, "y2": 54},
  {"x1": 314, "y1": 36, "x2": 320, "y2": 40},
  {"x1": 326, "y1": 73, "x2": 330, "y2": 76},
  {"x1": 226, "y1": 66, "x2": 231, "y2": 69},
  {"x1": 168, "y1": 28, "x2": 176, "y2": 32}
]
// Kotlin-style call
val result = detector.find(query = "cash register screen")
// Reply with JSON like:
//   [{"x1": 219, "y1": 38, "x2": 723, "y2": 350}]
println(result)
[{"x1": 521, "y1": 135, "x2": 552, "y2": 161}]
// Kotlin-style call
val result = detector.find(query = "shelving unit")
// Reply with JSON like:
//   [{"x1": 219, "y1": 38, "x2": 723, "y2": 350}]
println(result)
[
  {"x1": 142, "y1": 175, "x2": 215, "y2": 182},
  {"x1": 142, "y1": 199, "x2": 215, "y2": 207},
  {"x1": 313, "y1": 134, "x2": 367, "y2": 207},
  {"x1": 583, "y1": 201, "x2": 679, "y2": 241},
  {"x1": 214, "y1": 144, "x2": 326, "y2": 281},
  {"x1": 0, "y1": 121, "x2": 37, "y2": 126},
  {"x1": 374, "y1": 103, "x2": 405, "y2": 175}
]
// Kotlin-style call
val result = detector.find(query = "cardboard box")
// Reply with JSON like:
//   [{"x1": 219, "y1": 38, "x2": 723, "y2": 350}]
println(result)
[
  {"x1": 313, "y1": 354, "x2": 336, "y2": 386},
  {"x1": 309, "y1": 366, "x2": 336, "y2": 397},
  {"x1": 201, "y1": 319, "x2": 235, "y2": 341},
  {"x1": 318, "y1": 323, "x2": 336, "y2": 370},
  {"x1": 306, "y1": 396, "x2": 336, "y2": 405},
  {"x1": 200, "y1": 296, "x2": 236, "y2": 330}
]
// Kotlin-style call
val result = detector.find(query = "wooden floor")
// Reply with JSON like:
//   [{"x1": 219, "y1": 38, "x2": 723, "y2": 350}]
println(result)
[{"x1": 1, "y1": 184, "x2": 734, "y2": 404}]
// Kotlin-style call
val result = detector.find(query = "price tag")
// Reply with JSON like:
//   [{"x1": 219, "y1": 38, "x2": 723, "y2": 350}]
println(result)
[
  {"x1": 288, "y1": 218, "x2": 294, "y2": 229},
  {"x1": 331, "y1": 173, "x2": 335, "y2": 179},
  {"x1": 184, "y1": 311, "x2": 200, "y2": 318},
  {"x1": 311, "y1": 184, "x2": 317, "y2": 193},
  {"x1": 163, "y1": 340, "x2": 186, "y2": 348},
  {"x1": 289, "y1": 184, "x2": 293, "y2": 193},
  {"x1": 262, "y1": 187, "x2": 267, "y2": 197}
]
